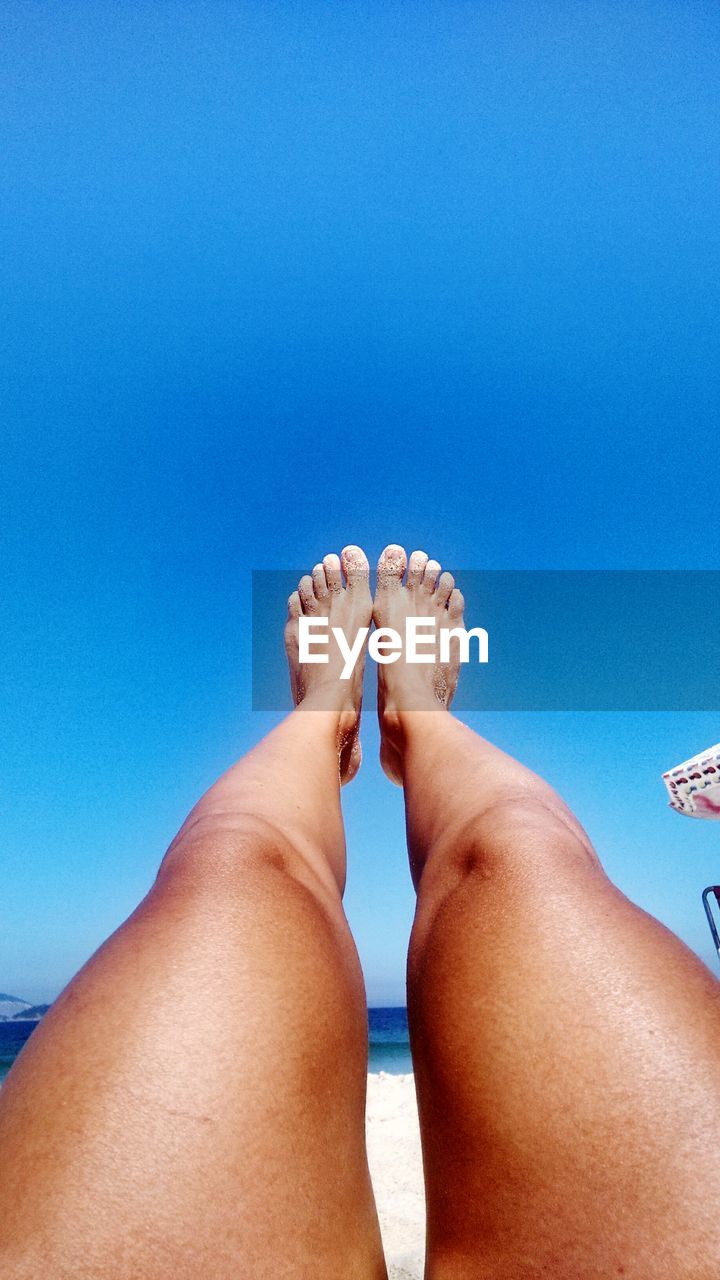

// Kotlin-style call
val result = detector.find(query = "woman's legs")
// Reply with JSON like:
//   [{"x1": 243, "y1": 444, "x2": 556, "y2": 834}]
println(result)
[
  {"x1": 0, "y1": 548, "x2": 385, "y2": 1280},
  {"x1": 374, "y1": 546, "x2": 720, "y2": 1280}
]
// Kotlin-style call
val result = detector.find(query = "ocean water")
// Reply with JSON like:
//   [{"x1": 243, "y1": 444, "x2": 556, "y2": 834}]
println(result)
[
  {"x1": 0, "y1": 1008, "x2": 412, "y2": 1084},
  {"x1": 0, "y1": 1020, "x2": 37, "y2": 1084},
  {"x1": 368, "y1": 1006, "x2": 412, "y2": 1074}
]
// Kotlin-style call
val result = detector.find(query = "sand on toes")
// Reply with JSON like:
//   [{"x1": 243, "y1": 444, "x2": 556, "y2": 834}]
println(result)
[
  {"x1": 284, "y1": 545, "x2": 373, "y2": 784},
  {"x1": 373, "y1": 544, "x2": 465, "y2": 785}
]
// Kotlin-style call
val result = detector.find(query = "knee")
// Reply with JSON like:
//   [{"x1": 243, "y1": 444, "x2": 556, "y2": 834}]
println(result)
[
  {"x1": 157, "y1": 813, "x2": 339, "y2": 908},
  {"x1": 472, "y1": 791, "x2": 599, "y2": 874},
  {"x1": 418, "y1": 790, "x2": 601, "y2": 908}
]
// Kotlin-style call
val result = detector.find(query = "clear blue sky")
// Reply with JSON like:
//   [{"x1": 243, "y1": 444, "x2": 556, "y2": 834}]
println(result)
[{"x1": 2, "y1": 1, "x2": 719, "y2": 1005}]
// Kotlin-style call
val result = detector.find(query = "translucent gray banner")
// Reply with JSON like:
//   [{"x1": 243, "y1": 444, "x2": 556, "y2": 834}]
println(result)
[{"x1": 252, "y1": 570, "x2": 719, "y2": 712}]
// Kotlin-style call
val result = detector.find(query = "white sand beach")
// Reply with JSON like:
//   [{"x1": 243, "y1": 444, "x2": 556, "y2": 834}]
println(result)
[{"x1": 366, "y1": 1073, "x2": 425, "y2": 1280}]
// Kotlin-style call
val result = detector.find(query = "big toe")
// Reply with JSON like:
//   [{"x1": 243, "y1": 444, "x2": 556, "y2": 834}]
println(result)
[
  {"x1": 341, "y1": 544, "x2": 370, "y2": 589},
  {"x1": 376, "y1": 544, "x2": 407, "y2": 591}
]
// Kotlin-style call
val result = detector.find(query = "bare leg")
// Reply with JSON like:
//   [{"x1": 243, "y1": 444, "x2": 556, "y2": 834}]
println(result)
[
  {"x1": 0, "y1": 549, "x2": 385, "y2": 1280},
  {"x1": 374, "y1": 546, "x2": 720, "y2": 1280}
]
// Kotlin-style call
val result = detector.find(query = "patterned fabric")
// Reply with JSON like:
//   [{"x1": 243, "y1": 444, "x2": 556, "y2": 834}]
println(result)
[{"x1": 662, "y1": 744, "x2": 720, "y2": 820}]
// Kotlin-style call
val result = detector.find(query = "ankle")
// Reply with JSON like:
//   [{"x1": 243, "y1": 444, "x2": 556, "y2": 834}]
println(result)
[
  {"x1": 382, "y1": 695, "x2": 449, "y2": 736},
  {"x1": 294, "y1": 690, "x2": 360, "y2": 765},
  {"x1": 297, "y1": 683, "x2": 357, "y2": 720}
]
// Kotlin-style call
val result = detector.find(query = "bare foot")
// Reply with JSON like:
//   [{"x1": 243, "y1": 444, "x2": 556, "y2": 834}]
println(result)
[
  {"x1": 373, "y1": 544, "x2": 465, "y2": 785},
  {"x1": 285, "y1": 546, "x2": 372, "y2": 784}
]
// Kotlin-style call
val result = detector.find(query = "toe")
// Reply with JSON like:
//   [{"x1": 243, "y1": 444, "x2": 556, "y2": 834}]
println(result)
[
  {"x1": 449, "y1": 588, "x2": 465, "y2": 619},
  {"x1": 422, "y1": 559, "x2": 441, "y2": 592},
  {"x1": 287, "y1": 590, "x2": 301, "y2": 619},
  {"x1": 341, "y1": 544, "x2": 370, "y2": 589},
  {"x1": 436, "y1": 571, "x2": 454, "y2": 606},
  {"x1": 377, "y1": 544, "x2": 407, "y2": 590},
  {"x1": 298, "y1": 574, "x2": 318, "y2": 614},
  {"x1": 407, "y1": 550, "x2": 428, "y2": 589},
  {"x1": 323, "y1": 553, "x2": 342, "y2": 593},
  {"x1": 312, "y1": 563, "x2": 329, "y2": 601}
]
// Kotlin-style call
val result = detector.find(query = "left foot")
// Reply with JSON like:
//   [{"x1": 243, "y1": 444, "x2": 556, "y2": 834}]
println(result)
[{"x1": 285, "y1": 546, "x2": 373, "y2": 784}]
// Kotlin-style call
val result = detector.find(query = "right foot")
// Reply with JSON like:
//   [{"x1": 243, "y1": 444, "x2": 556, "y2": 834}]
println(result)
[
  {"x1": 373, "y1": 545, "x2": 465, "y2": 785},
  {"x1": 285, "y1": 546, "x2": 373, "y2": 784}
]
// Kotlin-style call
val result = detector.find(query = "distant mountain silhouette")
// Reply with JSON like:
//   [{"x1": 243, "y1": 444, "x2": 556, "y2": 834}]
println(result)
[
  {"x1": 0, "y1": 993, "x2": 51, "y2": 1021},
  {"x1": 12, "y1": 1004, "x2": 50, "y2": 1021}
]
